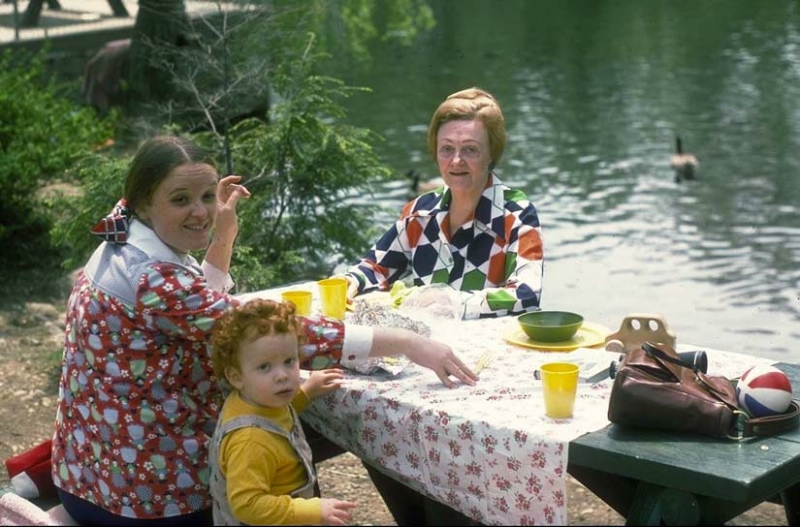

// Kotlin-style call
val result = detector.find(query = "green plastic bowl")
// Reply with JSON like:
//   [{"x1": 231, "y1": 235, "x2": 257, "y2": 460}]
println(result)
[{"x1": 518, "y1": 311, "x2": 584, "y2": 342}]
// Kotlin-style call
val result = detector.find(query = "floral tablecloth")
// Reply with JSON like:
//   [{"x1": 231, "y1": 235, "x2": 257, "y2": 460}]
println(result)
[{"x1": 240, "y1": 288, "x2": 773, "y2": 525}]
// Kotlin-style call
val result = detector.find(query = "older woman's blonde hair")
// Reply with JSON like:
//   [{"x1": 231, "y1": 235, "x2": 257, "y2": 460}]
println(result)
[{"x1": 427, "y1": 87, "x2": 507, "y2": 170}]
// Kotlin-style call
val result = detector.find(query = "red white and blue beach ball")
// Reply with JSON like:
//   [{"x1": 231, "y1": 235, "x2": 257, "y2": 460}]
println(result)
[{"x1": 736, "y1": 365, "x2": 793, "y2": 417}]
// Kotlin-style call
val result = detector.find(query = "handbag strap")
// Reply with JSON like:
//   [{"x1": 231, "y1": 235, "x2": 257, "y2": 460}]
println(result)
[
  {"x1": 642, "y1": 341, "x2": 737, "y2": 405},
  {"x1": 740, "y1": 400, "x2": 800, "y2": 438},
  {"x1": 642, "y1": 341, "x2": 699, "y2": 372}
]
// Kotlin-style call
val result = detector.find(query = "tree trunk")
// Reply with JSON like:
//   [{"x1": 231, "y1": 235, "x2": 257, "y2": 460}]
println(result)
[{"x1": 127, "y1": 0, "x2": 191, "y2": 110}]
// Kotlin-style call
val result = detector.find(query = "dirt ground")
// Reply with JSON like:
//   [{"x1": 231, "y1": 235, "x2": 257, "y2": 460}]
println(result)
[{"x1": 0, "y1": 268, "x2": 789, "y2": 525}]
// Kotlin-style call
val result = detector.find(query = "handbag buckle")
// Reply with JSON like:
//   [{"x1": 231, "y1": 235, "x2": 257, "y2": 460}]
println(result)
[{"x1": 726, "y1": 410, "x2": 751, "y2": 442}]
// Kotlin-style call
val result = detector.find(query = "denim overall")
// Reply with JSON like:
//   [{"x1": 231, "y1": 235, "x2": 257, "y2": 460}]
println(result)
[{"x1": 209, "y1": 404, "x2": 316, "y2": 525}]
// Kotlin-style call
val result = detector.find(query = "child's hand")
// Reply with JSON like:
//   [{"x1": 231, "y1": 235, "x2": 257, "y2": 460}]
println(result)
[
  {"x1": 320, "y1": 497, "x2": 356, "y2": 525},
  {"x1": 303, "y1": 369, "x2": 344, "y2": 399}
]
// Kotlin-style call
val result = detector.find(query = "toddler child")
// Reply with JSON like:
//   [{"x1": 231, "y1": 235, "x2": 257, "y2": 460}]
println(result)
[{"x1": 209, "y1": 298, "x2": 356, "y2": 525}]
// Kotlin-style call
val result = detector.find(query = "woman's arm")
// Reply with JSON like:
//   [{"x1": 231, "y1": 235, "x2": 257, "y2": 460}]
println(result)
[
  {"x1": 370, "y1": 327, "x2": 478, "y2": 388},
  {"x1": 461, "y1": 201, "x2": 543, "y2": 319},
  {"x1": 296, "y1": 316, "x2": 477, "y2": 388},
  {"x1": 342, "y1": 192, "x2": 441, "y2": 301},
  {"x1": 343, "y1": 219, "x2": 411, "y2": 300}
]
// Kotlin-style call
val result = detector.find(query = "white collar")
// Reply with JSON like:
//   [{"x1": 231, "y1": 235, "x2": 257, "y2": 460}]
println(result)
[{"x1": 127, "y1": 219, "x2": 191, "y2": 266}]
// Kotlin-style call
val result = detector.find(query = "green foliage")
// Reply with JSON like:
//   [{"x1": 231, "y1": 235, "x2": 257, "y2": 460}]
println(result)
[
  {"x1": 203, "y1": 41, "x2": 393, "y2": 290},
  {"x1": 0, "y1": 49, "x2": 114, "y2": 270},
  {"x1": 49, "y1": 153, "x2": 129, "y2": 271}
]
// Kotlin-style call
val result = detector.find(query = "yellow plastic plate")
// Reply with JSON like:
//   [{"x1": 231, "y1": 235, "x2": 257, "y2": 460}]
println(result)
[{"x1": 504, "y1": 321, "x2": 610, "y2": 352}]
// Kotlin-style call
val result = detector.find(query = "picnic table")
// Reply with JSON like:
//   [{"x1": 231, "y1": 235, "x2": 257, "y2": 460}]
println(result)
[
  {"x1": 237, "y1": 284, "x2": 799, "y2": 525},
  {"x1": 568, "y1": 362, "x2": 800, "y2": 525}
]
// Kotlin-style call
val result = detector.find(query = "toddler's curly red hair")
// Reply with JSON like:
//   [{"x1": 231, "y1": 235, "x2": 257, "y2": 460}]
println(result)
[{"x1": 211, "y1": 298, "x2": 305, "y2": 379}]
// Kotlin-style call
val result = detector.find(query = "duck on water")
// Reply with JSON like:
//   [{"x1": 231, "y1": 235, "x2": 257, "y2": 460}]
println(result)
[
  {"x1": 670, "y1": 135, "x2": 698, "y2": 183},
  {"x1": 406, "y1": 169, "x2": 444, "y2": 198}
]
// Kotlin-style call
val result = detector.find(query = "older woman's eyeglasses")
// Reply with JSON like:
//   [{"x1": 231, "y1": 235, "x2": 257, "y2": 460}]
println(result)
[{"x1": 437, "y1": 145, "x2": 482, "y2": 160}]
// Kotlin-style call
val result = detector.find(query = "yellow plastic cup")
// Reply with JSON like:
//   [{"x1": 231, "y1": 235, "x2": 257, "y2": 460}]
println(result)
[
  {"x1": 317, "y1": 278, "x2": 348, "y2": 320},
  {"x1": 281, "y1": 290, "x2": 312, "y2": 316},
  {"x1": 539, "y1": 362, "x2": 579, "y2": 418}
]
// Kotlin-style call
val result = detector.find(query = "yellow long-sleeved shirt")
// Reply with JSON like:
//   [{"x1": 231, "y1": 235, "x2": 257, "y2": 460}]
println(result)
[{"x1": 217, "y1": 390, "x2": 320, "y2": 525}]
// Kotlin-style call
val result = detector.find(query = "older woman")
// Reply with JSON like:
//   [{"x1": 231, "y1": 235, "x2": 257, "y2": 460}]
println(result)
[
  {"x1": 50, "y1": 135, "x2": 477, "y2": 526},
  {"x1": 341, "y1": 87, "x2": 544, "y2": 320},
  {"x1": 338, "y1": 87, "x2": 544, "y2": 525}
]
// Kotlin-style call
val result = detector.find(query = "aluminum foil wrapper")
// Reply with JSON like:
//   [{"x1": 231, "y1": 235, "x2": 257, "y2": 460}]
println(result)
[{"x1": 346, "y1": 298, "x2": 431, "y2": 375}]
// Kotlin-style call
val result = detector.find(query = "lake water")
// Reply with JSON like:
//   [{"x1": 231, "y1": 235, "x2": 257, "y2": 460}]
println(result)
[{"x1": 326, "y1": 0, "x2": 800, "y2": 363}]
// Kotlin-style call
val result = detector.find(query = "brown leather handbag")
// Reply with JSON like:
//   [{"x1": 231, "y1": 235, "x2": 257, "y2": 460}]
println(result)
[{"x1": 608, "y1": 341, "x2": 800, "y2": 438}]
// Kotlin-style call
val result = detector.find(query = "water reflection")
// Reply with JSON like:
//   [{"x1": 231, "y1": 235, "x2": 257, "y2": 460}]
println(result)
[{"x1": 328, "y1": 0, "x2": 800, "y2": 362}]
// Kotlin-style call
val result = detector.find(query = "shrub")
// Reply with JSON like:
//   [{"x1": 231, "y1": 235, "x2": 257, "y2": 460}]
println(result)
[
  {"x1": 49, "y1": 153, "x2": 129, "y2": 272},
  {"x1": 0, "y1": 49, "x2": 114, "y2": 270},
  {"x1": 211, "y1": 45, "x2": 391, "y2": 290}
]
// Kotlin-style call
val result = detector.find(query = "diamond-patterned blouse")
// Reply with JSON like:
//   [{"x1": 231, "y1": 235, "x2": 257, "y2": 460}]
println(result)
[
  {"x1": 345, "y1": 174, "x2": 544, "y2": 319},
  {"x1": 51, "y1": 224, "x2": 353, "y2": 520}
]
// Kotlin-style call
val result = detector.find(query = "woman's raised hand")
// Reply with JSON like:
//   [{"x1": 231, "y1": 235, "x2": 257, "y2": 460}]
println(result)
[{"x1": 214, "y1": 175, "x2": 251, "y2": 242}]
